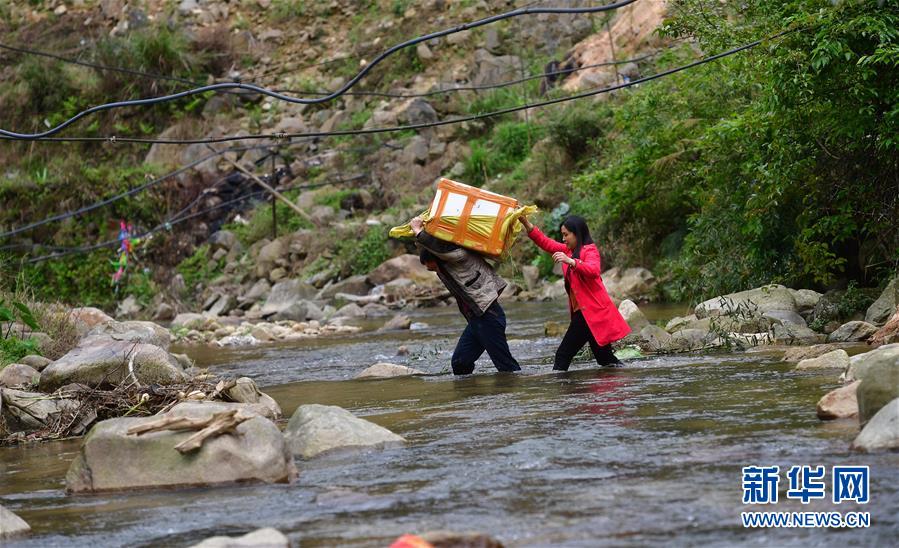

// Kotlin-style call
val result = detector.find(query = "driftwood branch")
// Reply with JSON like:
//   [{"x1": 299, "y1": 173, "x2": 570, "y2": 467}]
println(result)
[{"x1": 127, "y1": 409, "x2": 254, "y2": 453}]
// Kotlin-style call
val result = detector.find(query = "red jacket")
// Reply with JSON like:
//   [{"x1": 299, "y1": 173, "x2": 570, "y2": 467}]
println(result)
[{"x1": 528, "y1": 226, "x2": 631, "y2": 346}]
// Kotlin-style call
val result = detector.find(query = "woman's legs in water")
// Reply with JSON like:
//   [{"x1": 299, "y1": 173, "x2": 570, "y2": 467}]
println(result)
[
  {"x1": 554, "y1": 311, "x2": 622, "y2": 370},
  {"x1": 554, "y1": 312, "x2": 590, "y2": 371}
]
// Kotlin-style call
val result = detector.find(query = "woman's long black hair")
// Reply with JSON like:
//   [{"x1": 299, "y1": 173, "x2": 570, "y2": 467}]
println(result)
[{"x1": 560, "y1": 215, "x2": 594, "y2": 259}]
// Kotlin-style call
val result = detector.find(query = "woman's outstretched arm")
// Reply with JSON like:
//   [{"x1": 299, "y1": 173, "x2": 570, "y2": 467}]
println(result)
[{"x1": 520, "y1": 217, "x2": 567, "y2": 254}]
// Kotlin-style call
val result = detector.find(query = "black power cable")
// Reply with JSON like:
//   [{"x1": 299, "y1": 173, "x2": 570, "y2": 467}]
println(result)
[
  {"x1": 13, "y1": 27, "x2": 800, "y2": 146},
  {"x1": 0, "y1": 0, "x2": 639, "y2": 140}
]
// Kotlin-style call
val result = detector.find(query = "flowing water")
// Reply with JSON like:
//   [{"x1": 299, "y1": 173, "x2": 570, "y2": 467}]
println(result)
[{"x1": 1, "y1": 302, "x2": 897, "y2": 547}]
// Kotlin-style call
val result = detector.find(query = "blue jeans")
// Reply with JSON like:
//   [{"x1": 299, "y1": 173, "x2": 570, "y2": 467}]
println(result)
[{"x1": 451, "y1": 302, "x2": 521, "y2": 375}]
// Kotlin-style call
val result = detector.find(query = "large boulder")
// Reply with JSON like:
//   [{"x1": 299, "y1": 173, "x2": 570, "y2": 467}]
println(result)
[
  {"x1": 472, "y1": 48, "x2": 522, "y2": 87},
  {"x1": 260, "y1": 280, "x2": 319, "y2": 321},
  {"x1": 208, "y1": 230, "x2": 239, "y2": 253},
  {"x1": 638, "y1": 325, "x2": 673, "y2": 352},
  {"x1": 39, "y1": 340, "x2": 186, "y2": 392},
  {"x1": 70, "y1": 307, "x2": 114, "y2": 336},
  {"x1": 1, "y1": 388, "x2": 79, "y2": 430},
  {"x1": 618, "y1": 300, "x2": 649, "y2": 331},
  {"x1": 851, "y1": 398, "x2": 899, "y2": 452},
  {"x1": 190, "y1": 528, "x2": 289, "y2": 548},
  {"x1": 319, "y1": 275, "x2": 372, "y2": 300},
  {"x1": 0, "y1": 363, "x2": 40, "y2": 388},
  {"x1": 85, "y1": 320, "x2": 171, "y2": 350},
  {"x1": 171, "y1": 313, "x2": 207, "y2": 330},
  {"x1": 66, "y1": 402, "x2": 296, "y2": 493},
  {"x1": 602, "y1": 267, "x2": 657, "y2": 300},
  {"x1": 790, "y1": 289, "x2": 823, "y2": 316},
  {"x1": 796, "y1": 349, "x2": 850, "y2": 370},
  {"x1": 843, "y1": 343, "x2": 899, "y2": 382},
  {"x1": 694, "y1": 284, "x2": 797, "y2": 319},
  {"x1": 816, "y1": 381, "x2": 860, "y2": 420},
  {"x1": 771, "y1": 324, "x2": 823, "y2": 345},
  {"x1": 355, "y1": 363, "x2": 424, "y2": 379},
  {"x1": 826, "y1": 321, "x2": 878, "y2": 343},
  {"x1": 367, "y1": 254, "x2": 435, "y2": 286},
  {"x1": 284, "y1": 404, "x2": 405, "y2": 459},
  {"x1": 855, "y1": 352, "x2": 899, "y2": 423},
  {"x1": 0, "y1": 505, "x2": 30, "y2": 538},
  {"x1": 866, "y1": 277, "x2": 898, "y2": 326},
  {"x1": 665, "y1": 314, "x2": 711, "y2": 333},
  {"x1": 782, "y1": 344, "x2": 840, "y2": 363},
  {"x1": 668, "y1": 329, "x2": 717, "y2": 352}
]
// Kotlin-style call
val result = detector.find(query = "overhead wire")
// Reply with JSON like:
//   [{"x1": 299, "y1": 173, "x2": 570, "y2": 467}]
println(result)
[
  {"x1": 13, "y1": 26, "x2": 802, "y2": 146},
  {"x1": 0, "y1": 0, "x2": 639, "y2": 140}
]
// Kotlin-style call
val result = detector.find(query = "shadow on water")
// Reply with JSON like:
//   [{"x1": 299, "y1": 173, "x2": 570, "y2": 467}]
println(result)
[{"x1": 2, "y1": 302, "x2": 897, "y2": 547}]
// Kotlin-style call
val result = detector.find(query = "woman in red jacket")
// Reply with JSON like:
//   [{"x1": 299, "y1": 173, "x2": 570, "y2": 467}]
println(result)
[{"x1": 520, "y1": 215, "x2": 631, "y2": 370}]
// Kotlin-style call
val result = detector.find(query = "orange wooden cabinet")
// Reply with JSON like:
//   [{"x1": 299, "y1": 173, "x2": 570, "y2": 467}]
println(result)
[{"x1": 425, "y1": 178, "x2": 519, "y2": 257}]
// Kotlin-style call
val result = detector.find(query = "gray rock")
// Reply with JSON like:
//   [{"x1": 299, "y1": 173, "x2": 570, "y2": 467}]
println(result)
[
  {"x1": 334, "y1": 303, "x2": 365, "y2": 318},
  {"x1": 171, "y1": 313, "x2": 206, "y2": 331},
  {"x1": 239, "y1": 278, "x2": 271, "y2": 305},
  {"x1": 0, "y1": 505, "x2": 30, "y2": 538},
  {"x1": 397, "y1": 98, "x2": 438, "y2": 125},
  {"x1": 790, "y1": 289, "x2": 823, "y2": 315},
  {"x1": 18, "y1": 354, "x2": 52, "y2": 371},
  {"x1": 178, "y1": 0, "x2": 198, "y2": 16},
  {"x1": 669, "y1": 328, "x2": 717, "y2": 352},
  {"x1": 209, "y1": 230, "x2": 238, "y2": 252},
  {"x1": 362, "y1": 303, "x2": 391, "y2": 317},
  {"x1": 416, "y1": 42, "x2": 434, "y2": 62},
  {"x1": 796, "y1": 349, "x2": 850, "y2": 370},
  {"x1": 153, "y1": 303, "x2": 176, "y2": 322},
  {"x1": 1, "y1": 388, "x2": 79, "y2": 430},
  {"x1": 539, "y1": 279, "x2": 567, "y2": 301},
  {"x1": 66, "y1": 403, "x2": 296, "y2": 493},
  {"x1": 256, "y1": 238, "x2": 286, "y2": 267},
  {"x1": 284, "y1": 404, "x2": 405, "y2": 459},
  {"x1": 39, "y1": 340, "x2": 186, "y2": 392},
  {"x1": 355, "y1": 363, "x2": 424, "y2": 379},
  {"x1": 639, "y1": 325, "x2": 672, "y2": 351},
  {"x1": 261, "y1": 280, "x2": 317, "y2": 319},
  {"x1": 827, "y1": 321, "x2": 879, "y2": 343},
  {"x1": 782, "y1": 344, "x2": 840, "y2": 363},
  {"x1": 866, "y1": 277, "x2": 898, "y2": 326},
  {"x1": 208, "y1": 294, "x2": 236, "y2": 317},
  {"x1": 319, "y1": 275, "x2": 372, "y2": 300},
  {"x1": 472, "y1": 48, "x2": 521, "y2": 86},
  {"x1": 772, "y1": 324, "x2": 823, "y2": 345},
  {"x1": 618, "y1": 299, "x2": 649, "y2": 331},
  {"x1": 485, "y1": 27, "x2": 501, "y2": 52},
  {"x1": 86, "y1": 320, "x2": 171, "y2": 350},
  {"x1": 816, "y1": 381, "x2": 860, "y2": 420},
  {"x1": 856, "y1": 353, "x2": 899, "y2": 423},
  {"x1": 695, "y1": 284, "x2": 797, "y2": 319},
  {"x1": 521, "y1": 265, "x2": 540, "y2": 291},
  {"x1": 851, "y1": 398, "x2": 899, "y2": 452},
  {"x1": 116, "y1": 296, "x2": 142, "y2": 319},
  {"x1": 602, "y1": 267, "x2": 657, "y2": 301},
  {"x1": 381, "y1": 314, "x2": 412, "y2": 331},
  {"x1": 404, "y1": 135, "x2": 430, "y2": 165},
  {"x1": 70, "y1": 307, "x2": 114, "y2": 336},
  {"x1": 367, "y1": 254, "x2": 434, "y2": 286},
  {"x1": 763, "y1": 309, "x2": 808, "y2": 328},
  {"x1": 190, "y1": 528, "x2": 289, "y2": 548},
  {"x1": 665, "y1": 314, "x2": 709, "y2": 333},
  {"x1": 844, "y1": 343, "x2": 899, "y2": 382},
  {"x1": 0, "y1": 364, "x2": 40, "y2": 388}
]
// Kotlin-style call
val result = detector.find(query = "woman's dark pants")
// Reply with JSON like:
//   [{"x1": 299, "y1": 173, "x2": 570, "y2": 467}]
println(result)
[{"x1": 554, "y1": 311, "x2": 621, "y2": 371}]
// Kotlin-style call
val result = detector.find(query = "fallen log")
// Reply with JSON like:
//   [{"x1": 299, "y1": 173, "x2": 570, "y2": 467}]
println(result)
[{"x1": 127, "y1": 408, "x2": 255, "y2": 453}]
